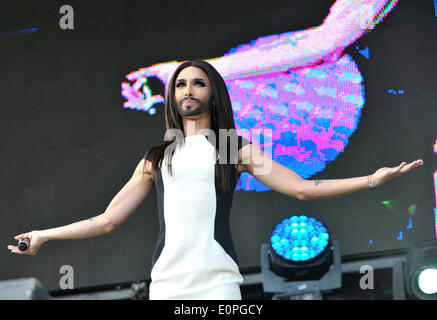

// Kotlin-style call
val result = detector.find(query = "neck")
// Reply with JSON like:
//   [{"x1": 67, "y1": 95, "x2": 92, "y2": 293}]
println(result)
[{"x1": 182, "y1": 112, "x2": 211, "y2": 136}]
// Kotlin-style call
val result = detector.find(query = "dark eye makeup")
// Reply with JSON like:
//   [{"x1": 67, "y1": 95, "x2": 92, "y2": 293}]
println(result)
[{"x1": 176, "y1": 80, "x2": 207, "y2": 88}]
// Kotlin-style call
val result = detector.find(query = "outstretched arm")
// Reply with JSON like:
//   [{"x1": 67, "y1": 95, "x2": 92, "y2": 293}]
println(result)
[
  {"x1": 239, "y1": 143, "x2": 424, "y2": 201},
  {"x1": 8, "y1": 159, "x2": 154, "y2": 255},
  {"x1": 301, "y1": 159, "x2": 423, "y2": 200}
]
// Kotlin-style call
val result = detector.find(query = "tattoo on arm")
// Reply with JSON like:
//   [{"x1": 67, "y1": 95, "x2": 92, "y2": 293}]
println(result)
[
  {"x1": 84, "y1": 217, "x2": 97, "y2": 236},
  {"x1": 314, "y1": 180, "x2": 324, "y2": 186}
]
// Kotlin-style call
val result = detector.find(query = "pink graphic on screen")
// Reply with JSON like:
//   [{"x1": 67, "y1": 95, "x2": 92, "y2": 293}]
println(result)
[
  {"x1": 121, "y1": 0, "x2": 398, "y2": 192},
  {"x1": 228, "y1": 55, "x2": 363, "y2": 191}
]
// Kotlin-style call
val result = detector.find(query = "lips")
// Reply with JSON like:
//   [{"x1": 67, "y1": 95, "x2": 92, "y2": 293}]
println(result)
[{"x1": 183, "y1": 99, "x2": 197, "y2": 106}]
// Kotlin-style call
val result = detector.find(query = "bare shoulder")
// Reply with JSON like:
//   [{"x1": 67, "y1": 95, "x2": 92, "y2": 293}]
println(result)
[{"x1": 134, "y1": 158, "x2": 154, "y2": 182}]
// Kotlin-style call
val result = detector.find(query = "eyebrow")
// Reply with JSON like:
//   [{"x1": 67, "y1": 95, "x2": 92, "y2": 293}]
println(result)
[{"x1": 176, "y1": 78, "x2": 208, "y2": 83}]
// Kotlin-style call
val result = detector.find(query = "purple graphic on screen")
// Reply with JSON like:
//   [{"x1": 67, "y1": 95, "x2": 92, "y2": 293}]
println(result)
[{"x1": 121, "y1": 0, "x2": 398, "y2": 192}]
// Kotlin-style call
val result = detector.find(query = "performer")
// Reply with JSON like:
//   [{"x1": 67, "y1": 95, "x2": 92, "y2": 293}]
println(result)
[{"x1": 8, "y1": 59, "x2": 423, "y2": 300}]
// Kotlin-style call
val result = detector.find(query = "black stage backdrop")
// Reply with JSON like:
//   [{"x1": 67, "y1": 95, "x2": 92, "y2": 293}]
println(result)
[{"x1": 0, "y1": 0, "x2": 436, "y2": 291}]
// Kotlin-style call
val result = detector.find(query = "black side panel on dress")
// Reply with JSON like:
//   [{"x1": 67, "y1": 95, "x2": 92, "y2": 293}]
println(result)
[
  {"x1": 213, "y1": 136, "x2": 252, "y2": 266},
  {"x1": 143, "y1": 151, "x2": 166, "y2": 269},
  {"x1": 150, "y1": 169, "x2": 165, "y2": 268},
  {"x1": 214, "y1": 172, "x2": 239, "y2": 265}
]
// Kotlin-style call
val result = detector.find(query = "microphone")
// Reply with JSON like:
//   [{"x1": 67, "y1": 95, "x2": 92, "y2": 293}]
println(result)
[{"x1": 18, "y1": 239, "x2": 30, "y2": 251}]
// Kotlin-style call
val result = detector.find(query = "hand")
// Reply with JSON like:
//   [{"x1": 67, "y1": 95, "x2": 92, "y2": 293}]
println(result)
[
  {"x1": 7, "y1": 230, "x2": 46, "y2": 255},
  {"x1": 370, "y1": 159, "x2": 424, "y2": 188}
]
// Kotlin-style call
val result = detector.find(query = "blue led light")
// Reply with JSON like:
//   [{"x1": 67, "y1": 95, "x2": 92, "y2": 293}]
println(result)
[{"x1": 270, "y1": 215, "x2": 330, "y2": 262}]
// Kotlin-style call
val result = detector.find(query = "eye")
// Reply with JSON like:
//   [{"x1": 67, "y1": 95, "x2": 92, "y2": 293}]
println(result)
[{"x1": 176, "y1": 81, "x2": 206, "y2": 88}]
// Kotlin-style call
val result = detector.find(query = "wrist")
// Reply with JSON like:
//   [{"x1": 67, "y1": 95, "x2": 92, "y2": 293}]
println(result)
[
  {"x1": 368, "y1": 174, "x2": 376, "y2": 190},
  {"x1": 38, "y1": 230, "x2": 50, "y2": 243}
]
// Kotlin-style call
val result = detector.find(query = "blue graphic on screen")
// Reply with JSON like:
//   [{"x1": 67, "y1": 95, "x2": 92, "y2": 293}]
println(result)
[
  {"x1": 356, "y1": 46, "x2": 370, "y2": 59},
  {"x1": 397, "y1": 231, "x2": 403, "y2": 241}
]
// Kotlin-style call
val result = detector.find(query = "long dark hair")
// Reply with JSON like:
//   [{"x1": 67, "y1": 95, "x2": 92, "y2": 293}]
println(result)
[{"x1": 143, "y1": 59, "x2": 240, "y2": 193}]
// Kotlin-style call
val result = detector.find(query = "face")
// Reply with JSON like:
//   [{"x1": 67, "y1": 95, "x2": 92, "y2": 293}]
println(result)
[{"x1": 174, "y1": 66, "x2": 213, "y2": 117}]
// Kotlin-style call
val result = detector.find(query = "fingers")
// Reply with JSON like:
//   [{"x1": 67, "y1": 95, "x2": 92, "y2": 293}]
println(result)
[
  {"x1": 408, "y1": 159, "x2": 424, "y2": 168},
  {"x1": 14, "y1": 233, "x2": 31, "y2": 241},
  {"x1": 14, "y1": 234, "x2": 26, "y2": 240},
  {"x1": 7, "y1": 245, "x2": 25, "y2": 255},
  {"x1": 10, "y1": 233, "x2": 32, "y2": 254},
  {"x1": 399, "y1": 159, "x2": 424, "y2": 173},
  {"x1": 395, "y1": 162, "x2": 406, "y2": 172}
]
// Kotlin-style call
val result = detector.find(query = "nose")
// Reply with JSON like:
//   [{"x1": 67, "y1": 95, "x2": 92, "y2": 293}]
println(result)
[{"x1": 183, "y1": 84, "x2": 194, "y2": 98}]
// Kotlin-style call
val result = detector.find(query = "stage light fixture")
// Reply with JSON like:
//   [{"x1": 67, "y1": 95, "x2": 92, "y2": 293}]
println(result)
[
  {"x1": 417, "y1": 268, "x2": 437, "y2": 294},
  {"x1": 405, "y1": 239, "x2": 437, "y2": 299},
  {"x1": 393, "y1": 239, "x2": 437, "y2": 300},
  {"x1": 269, "y1": 215, "x2": 333, "y2": 280},
  {"x1": 261, "y1": 215, "x2": 341, "y2": 300}
]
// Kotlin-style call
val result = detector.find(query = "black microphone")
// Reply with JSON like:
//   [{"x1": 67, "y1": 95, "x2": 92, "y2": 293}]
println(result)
[{"x1": 18, "y1": 239, "x2": 30, "y2": 251}]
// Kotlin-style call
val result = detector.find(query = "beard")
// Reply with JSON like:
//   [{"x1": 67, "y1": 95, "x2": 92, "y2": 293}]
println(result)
[{"x1": 176, "y1": 96, "x2": 213, "y2": 117}]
